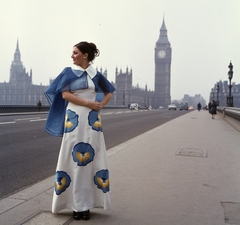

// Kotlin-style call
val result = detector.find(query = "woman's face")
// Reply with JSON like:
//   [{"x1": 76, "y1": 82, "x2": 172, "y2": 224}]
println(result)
[{"x1": 71, "y1": 46, "x2": 87, "y2": 66}]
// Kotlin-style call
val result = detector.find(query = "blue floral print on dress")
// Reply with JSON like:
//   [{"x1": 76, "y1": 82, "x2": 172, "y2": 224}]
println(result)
[
  {"x1": 64, "y1": 109, "x2": 79, "y2": 133},
  {"x1": 88, "y1": 110, "x2": 102, "y2": 132},
  {"x1": 94, "y1": 169, "x2": 110, "y2": 193},
  {"x1": 54, "y1": 171, "x2": 71, "y2": 195},
  {"x1": 72, "y1": 142, "x2": 95, "y2": 166}
]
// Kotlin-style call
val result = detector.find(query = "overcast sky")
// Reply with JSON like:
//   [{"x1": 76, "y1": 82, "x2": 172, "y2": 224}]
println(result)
[{"x1": 0, "y1": 0, "x2": 239, "y2": 102}]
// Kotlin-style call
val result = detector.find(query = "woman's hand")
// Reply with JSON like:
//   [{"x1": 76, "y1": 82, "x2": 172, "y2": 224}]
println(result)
[
  {"x1": 88, "y1": 93, "x2": 112, "y2": 111},
  {"x1": 88, "y1": 101, "x2": 103, "y2": 111}
]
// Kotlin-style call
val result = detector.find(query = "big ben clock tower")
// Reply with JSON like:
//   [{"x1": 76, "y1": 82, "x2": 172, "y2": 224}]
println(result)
[{"x1": 154, "y1": 18, "x2": 172, "y2": 108}]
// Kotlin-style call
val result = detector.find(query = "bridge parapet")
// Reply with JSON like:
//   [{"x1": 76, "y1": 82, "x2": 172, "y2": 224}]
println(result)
[
  {"x1": 0, "y1": 105, "x2": 125, "y2": 114},
  {"x1": 217, "y1": 107, "x2": 240, "y2": 131}
]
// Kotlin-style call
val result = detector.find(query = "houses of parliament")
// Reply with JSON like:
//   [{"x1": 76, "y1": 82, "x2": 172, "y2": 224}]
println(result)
[{"x1": 0, "y1": 19, "x2": 172, "y2": 108}]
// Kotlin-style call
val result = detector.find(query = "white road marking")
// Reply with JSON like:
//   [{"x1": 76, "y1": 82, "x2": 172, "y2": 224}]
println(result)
[
  {"x1": 30, "y1": 118, "x2": 47, "y2": 122},
  {"x1": 102, "y1": 112, "x2": 113, "y2": 115},
  {"x1": 0, "y1": 121, "x2": 16, "y2": 125},
  {"x1": 15, "y1": 117, "x2": 40, "y2": 121}
]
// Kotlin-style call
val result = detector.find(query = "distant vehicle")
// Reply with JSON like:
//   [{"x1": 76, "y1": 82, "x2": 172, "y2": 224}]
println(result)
[
  {"x1": 179, "y1": 102, "x2": 189, "y2": 110},
  {"x1": 159, "y1": 106, "x2": 164, "y2": 109},
  {"x1": 188, "y1": 106, "x2": 194, "y2": 111},
  {"x1": 168, "y1": 104, "x2": 177, "y2": 110},
  {"x1": 129, "y1": 103, "x2": 140, "y2": 110},
  {"x1": 148, "y1": 105, "x2": 152, "y2": 110}
]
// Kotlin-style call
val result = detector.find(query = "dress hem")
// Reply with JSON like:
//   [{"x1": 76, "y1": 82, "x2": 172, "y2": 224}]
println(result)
[{"x1": 52, "y1": 205, "x2": 110, "y2": 214}]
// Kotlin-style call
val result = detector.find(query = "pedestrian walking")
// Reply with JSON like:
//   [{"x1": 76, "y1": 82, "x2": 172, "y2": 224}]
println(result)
[
  {"x1": 208, "y1": 102, "x2": 211, "y2": 114},
  {"x1": 197, "y1": 102, "x2": 201, "y2": 111},
  {"x1": 44, "y1": 41, "x2": 115, "y2": 220},
  {"x1": 37, "y1": 100, "x2": 42, "y2": 112},
  {"x1": 210, "y1": 100, "x2": 217, "y2": 119}
]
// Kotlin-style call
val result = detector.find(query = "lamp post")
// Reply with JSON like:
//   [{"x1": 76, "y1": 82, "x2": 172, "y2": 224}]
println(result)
[
  {"x1": 216, "y1": 83, "x2": 219, "y2": 106},
  {"x1": 227, "y1": 61, "x2": 234, "y2": 107}
]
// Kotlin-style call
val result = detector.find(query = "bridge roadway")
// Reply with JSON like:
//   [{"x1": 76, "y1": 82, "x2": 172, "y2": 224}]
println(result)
[
  {"x1": 0, "y1": 109, "x2": 240, "y2": 225},
  {"x1": 0, "y1": 108, "x2": 187, "y2": 199}
]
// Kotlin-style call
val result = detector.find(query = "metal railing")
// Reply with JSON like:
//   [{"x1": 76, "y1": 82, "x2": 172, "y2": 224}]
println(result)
[
  {"x1": 0, "y1": 105, "x2": 50, "y2": 113},
  {"x1": 217, "y1": 107, "x2": 240, "y2": 131}
]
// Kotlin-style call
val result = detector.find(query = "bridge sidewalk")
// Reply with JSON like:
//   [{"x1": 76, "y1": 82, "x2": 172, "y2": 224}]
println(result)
[{"x1": 1, "y1": 110, "x2": 240, "y2": 225}]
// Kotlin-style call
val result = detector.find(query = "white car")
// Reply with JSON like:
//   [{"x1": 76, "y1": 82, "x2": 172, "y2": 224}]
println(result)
[
  {"x1": 129, "y1": 103, "x2": 140, "y2": 110},
  {"x1": 168, "y1": 104, "x2": 177, "y2": 110}
]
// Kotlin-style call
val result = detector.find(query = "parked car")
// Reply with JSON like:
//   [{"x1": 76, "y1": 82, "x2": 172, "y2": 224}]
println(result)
[
  {"x1": 129, "y1": 103, "x2": 140, "y2": 110},
  {"x1": 159, "y1": 106, "x2": 164, "y2": 109},
  {"x1": 179, "y1": 102, "x2": 189, "y2": 110},
  {"x1": 168, "y1": 104, "x2": 177, "y2": 110}
]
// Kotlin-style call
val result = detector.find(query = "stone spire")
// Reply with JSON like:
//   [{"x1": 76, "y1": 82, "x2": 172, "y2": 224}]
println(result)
[
  {"x1": 156, "y1": 17, "x2": 169, "y2": 44},
  {"x1": 14, "y1": 39, "x2": 21, "y2": 62}
]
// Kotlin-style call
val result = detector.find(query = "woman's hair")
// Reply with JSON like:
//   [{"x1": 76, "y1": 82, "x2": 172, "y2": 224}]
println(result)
[{"x1": 74, "y1": 41, "x2": 100, "y2": 62}]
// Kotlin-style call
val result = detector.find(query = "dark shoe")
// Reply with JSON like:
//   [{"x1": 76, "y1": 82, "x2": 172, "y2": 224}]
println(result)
[
  {"x1": 82, "y1": 210, "x2": 90, "y2": 220},
  {"x1": 73, "y1": 211, "x2": 82, "y2": 220}
]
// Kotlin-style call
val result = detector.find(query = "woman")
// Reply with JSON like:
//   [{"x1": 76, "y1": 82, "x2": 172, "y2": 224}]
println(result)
[
  {"x1": 44, "y1": 41, "x2": 115, "y2": 220},
  {"x1": 210, "y1": 100, "x2": 217, "y2": 119}
]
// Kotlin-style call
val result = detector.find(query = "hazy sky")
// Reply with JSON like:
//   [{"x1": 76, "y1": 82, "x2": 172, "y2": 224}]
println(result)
[{"x1": 0, "y1": 0, "x2": 239, "y2": 102}]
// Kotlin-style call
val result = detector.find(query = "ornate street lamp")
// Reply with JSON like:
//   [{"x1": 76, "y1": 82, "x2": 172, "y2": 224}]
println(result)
[
  {"x1": 216, "y1": 83, "x2": 219, "y2": 106},
  {"x1": 227, "y1": 61, "x2": 234, "y2": 107}
]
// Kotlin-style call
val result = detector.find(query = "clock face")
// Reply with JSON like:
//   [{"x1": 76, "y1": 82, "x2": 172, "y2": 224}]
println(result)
[{"x1": 158, "y1": 50, "x2": 166, "y2": 58}]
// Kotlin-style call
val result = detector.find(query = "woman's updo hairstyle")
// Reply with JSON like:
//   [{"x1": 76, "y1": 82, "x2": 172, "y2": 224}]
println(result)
[{"x1": 74, "y1": 41, "x2": 100, "y2": 62}]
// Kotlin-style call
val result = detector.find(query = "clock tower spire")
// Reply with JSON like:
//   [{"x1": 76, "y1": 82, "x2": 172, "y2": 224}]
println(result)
[
  {"x1": 157, "y1": 17, "x2": 169, "y2": 43},
  {"x1": 154, "y1": 17, "x2": 172, "y2": 108}
]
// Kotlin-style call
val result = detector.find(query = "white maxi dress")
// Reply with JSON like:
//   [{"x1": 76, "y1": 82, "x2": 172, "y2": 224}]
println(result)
[{"x1": 52, "y1": 75, "x2": 110, "y2": 213}]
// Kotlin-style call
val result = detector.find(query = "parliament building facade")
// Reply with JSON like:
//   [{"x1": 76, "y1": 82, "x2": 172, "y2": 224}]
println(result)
[{"x1": 0, "y1": 19, "x2": 172, "y2": 108}]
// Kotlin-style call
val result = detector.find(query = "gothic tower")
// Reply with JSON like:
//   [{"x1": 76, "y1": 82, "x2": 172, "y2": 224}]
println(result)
[
  {"x1": 154, "y1": 18, "x2": 172, "y2": 108},
  {"x1": 10, "y1": 40, "x2": 32, "y2": 89},
  {"x1": 9, "y1": 40, "x2": 32, "y2": 104},
  {"x1": 115, "y1": 67, "x2": 132, "y2": 106}
]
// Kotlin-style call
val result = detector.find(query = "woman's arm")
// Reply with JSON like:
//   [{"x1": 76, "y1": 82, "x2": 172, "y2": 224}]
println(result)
[
  {"x1": 62, "y1": 91, "x2": 87, "y2": 106},
  {"x1": 62, "y1": 91, "x2": 112, "y2": 111},
  {"x1": 100, "y1": 92, "x2": 112, "y2": 107}
]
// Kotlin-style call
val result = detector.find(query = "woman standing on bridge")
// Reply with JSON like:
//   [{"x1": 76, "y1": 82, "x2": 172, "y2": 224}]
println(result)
[{"x1": 44, "y1": 41, "x2": 115, "y2": 220}]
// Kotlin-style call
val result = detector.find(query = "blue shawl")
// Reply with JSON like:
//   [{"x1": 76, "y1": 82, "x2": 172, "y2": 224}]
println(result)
[{"x1": 44, "y1": 66, "x2": 115, "y2": 137}]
